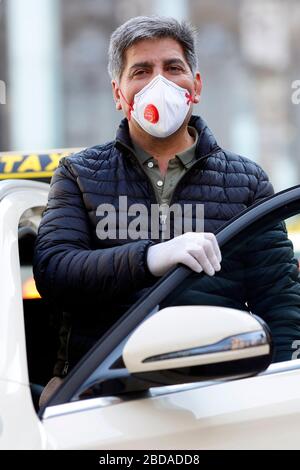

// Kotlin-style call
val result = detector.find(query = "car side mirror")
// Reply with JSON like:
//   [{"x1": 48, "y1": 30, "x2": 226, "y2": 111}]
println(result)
[{"x1": 123, "y1": 306, "x2": 273, "y2": 387}]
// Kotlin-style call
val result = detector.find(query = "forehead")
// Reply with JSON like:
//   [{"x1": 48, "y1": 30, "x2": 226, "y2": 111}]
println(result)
[{"x1": 123, "y1": 37, "x2": 187, "y2": 69}]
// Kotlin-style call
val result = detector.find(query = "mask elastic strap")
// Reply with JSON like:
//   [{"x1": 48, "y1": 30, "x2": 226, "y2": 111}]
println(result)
[
  {"x1": 185, "y1": 92, "x2": 194, "y2": 105},
  {"x1": 119, "y1": 89, "x2": 134, "y2": 120}
]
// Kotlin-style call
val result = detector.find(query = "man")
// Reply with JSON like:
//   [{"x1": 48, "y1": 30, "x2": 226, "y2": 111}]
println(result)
[{"x1": 33, "y1": 16, "x2": 300, "y2": 395}]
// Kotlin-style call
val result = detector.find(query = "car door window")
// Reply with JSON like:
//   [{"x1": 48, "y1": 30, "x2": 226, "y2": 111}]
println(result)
[
  {"x1": 43, "y1": 186, "x2": 300, "y2": 408},
  {"x1": 159, "y1": 217, "x2": 300, "y2": 363},
  {"x1": 161, "y1": 218, "x2": 298, "y2": 313}
]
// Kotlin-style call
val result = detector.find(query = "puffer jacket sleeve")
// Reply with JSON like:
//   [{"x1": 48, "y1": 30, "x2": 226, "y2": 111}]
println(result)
[
  {"x1": 33, "y1": 159, "x2": 156, "y2": 312},
  {"x1": 244, "y1": 168, "x2": 300, "y2": 362}
]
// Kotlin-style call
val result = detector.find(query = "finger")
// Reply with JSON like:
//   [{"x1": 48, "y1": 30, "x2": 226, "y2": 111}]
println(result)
[
  {"x1": 205, "y1": 233, "x2": 222, "y2": 263},
  {"x1": 190, "y1": 246, "x2": 215, "y2": 276},
  {"x1": 181, "y1": 253, "x2": 204, "y2": 273},
  {"x1": 202, "y1": 240, "x2": 221, "y2": 271}
]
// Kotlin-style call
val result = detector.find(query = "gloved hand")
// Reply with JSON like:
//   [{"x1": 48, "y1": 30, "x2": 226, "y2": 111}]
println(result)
[{"x1": 147, "y1": 232, "x2": 222, "y2": 277}]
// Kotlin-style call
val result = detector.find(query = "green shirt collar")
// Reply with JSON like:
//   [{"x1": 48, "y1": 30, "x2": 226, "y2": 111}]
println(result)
[{"x1": 132, "y1": 126, "x2": 198, "y2": 168}]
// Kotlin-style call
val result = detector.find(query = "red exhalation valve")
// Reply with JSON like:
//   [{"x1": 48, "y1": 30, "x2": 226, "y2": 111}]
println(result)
[{"x1": 144, "y1": 104, "x2": 159, "y2": 124}]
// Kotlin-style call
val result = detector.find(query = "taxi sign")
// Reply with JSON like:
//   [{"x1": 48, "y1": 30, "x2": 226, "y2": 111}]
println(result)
[{"x1": 0, "y1": 148, "x2": 81, "y2": 182}]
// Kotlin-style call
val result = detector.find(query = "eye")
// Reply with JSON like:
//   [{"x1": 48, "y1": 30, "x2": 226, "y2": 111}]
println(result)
[
  {"x1": 133, "y1": 69, "x2": 148, "y2": 77},
  {"x1": 168, "y1": 65, "x2": 183, "y2": 73}
]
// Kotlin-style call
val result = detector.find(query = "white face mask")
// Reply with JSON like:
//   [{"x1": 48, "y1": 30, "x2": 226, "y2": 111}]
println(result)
[{"x1": 123, "y1": 75, "x2": 194, "y2": 138}]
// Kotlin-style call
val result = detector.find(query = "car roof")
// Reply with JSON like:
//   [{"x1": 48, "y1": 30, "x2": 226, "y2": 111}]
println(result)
[{"x1": 0, "y1": 148, "x2": 81, "y2": 183}]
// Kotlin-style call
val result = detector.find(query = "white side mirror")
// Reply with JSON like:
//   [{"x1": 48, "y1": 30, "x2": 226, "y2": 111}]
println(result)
[{"x1": 123, "y1": 306, "x2": 272, "y2": 386}]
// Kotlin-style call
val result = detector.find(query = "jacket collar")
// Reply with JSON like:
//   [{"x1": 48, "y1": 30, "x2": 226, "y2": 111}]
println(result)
[{"x1": 115, "y1": 115, "x2": 220, "y2": 160}]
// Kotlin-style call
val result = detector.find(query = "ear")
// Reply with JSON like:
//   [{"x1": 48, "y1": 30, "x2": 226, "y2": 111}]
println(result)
[
  {"x1": 112, "y1": 80, "x2": 122, "y2": 111},
  {"x1": 193, "y1": 72, "x2": 202, "y2": 104}
]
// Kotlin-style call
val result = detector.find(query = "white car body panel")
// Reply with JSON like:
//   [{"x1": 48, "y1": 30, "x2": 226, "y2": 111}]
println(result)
[
  {"x1": 0, "y1": 379, "x2": 50, "y2": 449},
  {"x1": 42, "y1": 361, "x2": 300, "y2": 450}
]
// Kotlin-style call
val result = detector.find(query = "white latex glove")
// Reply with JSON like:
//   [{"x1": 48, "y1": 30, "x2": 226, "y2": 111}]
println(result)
[{"x1": 147, "y1": 232, "x2": 222, "y2": 277}]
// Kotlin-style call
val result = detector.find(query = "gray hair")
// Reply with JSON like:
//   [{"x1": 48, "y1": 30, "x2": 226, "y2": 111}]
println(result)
[{"x1": 108, "y1": 16, "x2": 198, "y2": 81}]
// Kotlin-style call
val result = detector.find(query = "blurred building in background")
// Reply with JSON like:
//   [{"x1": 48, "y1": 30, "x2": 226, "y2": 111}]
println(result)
[{"x1": 0, "y1": 0, "x2": 300, "y2": 191}]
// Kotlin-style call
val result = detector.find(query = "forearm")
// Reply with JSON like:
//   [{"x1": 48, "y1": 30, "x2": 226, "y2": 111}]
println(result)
[{"x1": 33, "y1": 239, "x2": 156, "y2": 310}]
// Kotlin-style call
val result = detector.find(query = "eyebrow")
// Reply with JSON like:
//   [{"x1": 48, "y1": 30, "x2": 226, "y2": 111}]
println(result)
[
  {"x1": 163, "y1": 58, "x2": 186, "y2": 67},
  {"x1": 129, "y1": 61, "x2": 154, "y2": 72},
  {"x1": 128, "y1": 58, "x2": 186, "y2": 73}
]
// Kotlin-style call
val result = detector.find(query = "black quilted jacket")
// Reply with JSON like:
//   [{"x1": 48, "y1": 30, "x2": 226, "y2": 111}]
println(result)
[{"x1": 33, "y1": 115, "x2": 300, "y2": 375}]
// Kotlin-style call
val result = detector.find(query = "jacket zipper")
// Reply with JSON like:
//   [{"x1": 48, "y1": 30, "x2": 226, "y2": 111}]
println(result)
[
  {"x1": 115, "y1": 139, "x2": 220, "y2": 241},
  {"x1": 62, "y1": 325, "x2": 72, "y2": 376},
  {"x1": 158, "y1": 149, "x2": 220, "y2": 239}
]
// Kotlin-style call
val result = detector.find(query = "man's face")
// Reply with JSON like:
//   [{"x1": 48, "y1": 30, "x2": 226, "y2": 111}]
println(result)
[{"x1": 112, "y1": 37, "x2": 202, "y2": 123}]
